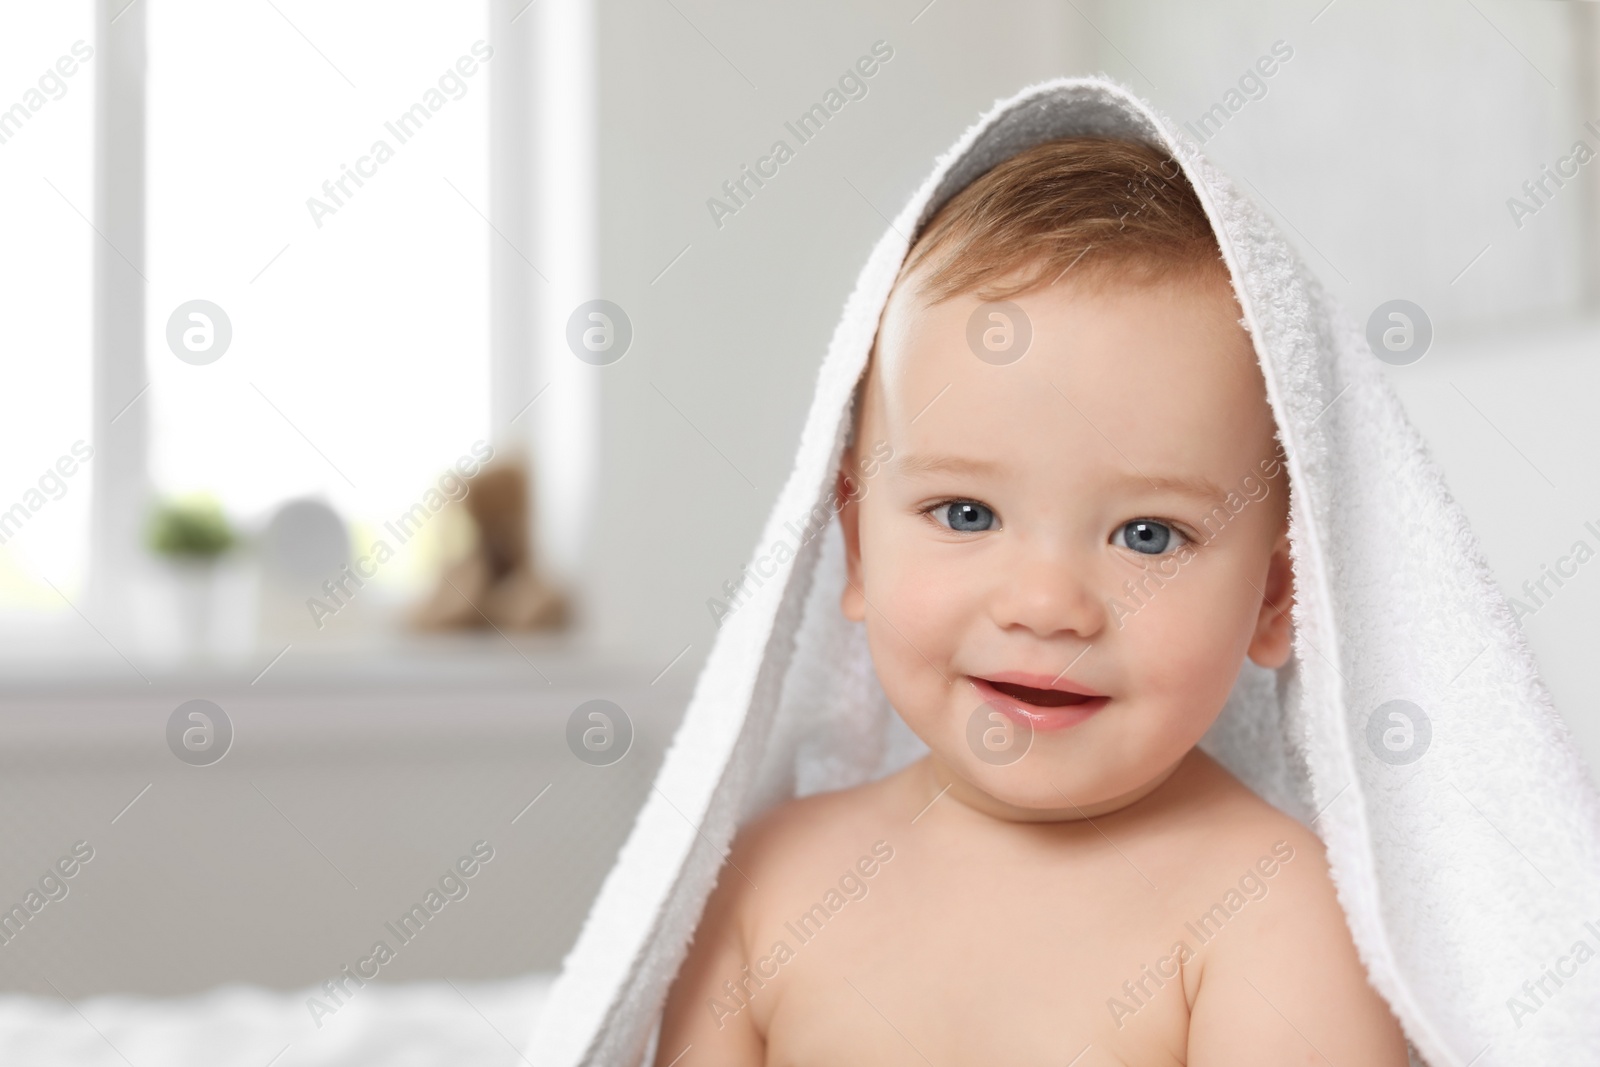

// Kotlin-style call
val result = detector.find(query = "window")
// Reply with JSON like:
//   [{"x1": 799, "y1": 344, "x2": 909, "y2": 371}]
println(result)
[
  {"x1": 0, "y1": 2, "x2": 96, "y2": 622},
  {"x1": 146, "y1": 0, "x2": 492, "y2": 601},
  {"x1": 0, "y1": 0, "x2": 555, "y2": 659},
  {"x1": 3, "y1": 0, "x2": 600, "y2": 663}
]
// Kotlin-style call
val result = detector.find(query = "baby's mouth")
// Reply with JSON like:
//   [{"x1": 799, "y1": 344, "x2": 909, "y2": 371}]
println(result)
[
  {"x1": 981, "y1": 679, "x2": 1096, "y2": 708},
  {"x1": 970, "y1": 675, "x2": 1108, "y2": 732}
]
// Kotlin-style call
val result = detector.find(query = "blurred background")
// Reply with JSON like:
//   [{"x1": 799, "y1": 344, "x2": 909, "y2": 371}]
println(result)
[{"x1": 0, "y1": 0, "x2": 1596, "y2": 1049}]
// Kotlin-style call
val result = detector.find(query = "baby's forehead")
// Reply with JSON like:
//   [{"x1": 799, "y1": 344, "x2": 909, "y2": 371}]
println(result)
[
  {"x1": 862, "y1": 270, "x2": 1277, "y2": 475},
  {"x1": 875, "y1": 266, "x2": 1260, "y2": 398}
]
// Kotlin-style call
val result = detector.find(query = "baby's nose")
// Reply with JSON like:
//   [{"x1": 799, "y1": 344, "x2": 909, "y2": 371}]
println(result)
[{"x1": 988, "y1": 549, "x2": 1107, "y2": 639}]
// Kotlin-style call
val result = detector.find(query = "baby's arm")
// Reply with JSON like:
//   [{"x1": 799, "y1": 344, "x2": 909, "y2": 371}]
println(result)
[
  {"x1": 656, "y1": 849, "x2": 765, "y2": 1066},
  {"x1": 1186, "y1": 828, "x2": 1409, "y2": 1065}
]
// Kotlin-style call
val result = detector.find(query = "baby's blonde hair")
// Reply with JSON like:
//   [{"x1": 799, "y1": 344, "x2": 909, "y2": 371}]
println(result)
[{"x1": 900, "y1": 136, "x2": 1225, "y2": 304}]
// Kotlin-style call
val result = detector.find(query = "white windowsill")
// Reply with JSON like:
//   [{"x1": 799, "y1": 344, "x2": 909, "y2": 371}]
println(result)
[{"x1": 0, "y1": 629, "x2": 697, "y2": 749}]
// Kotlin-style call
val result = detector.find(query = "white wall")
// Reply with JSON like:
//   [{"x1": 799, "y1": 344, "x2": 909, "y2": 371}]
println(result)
[{"x1": 0, "y1": 649, "x2": 691, "y2": 995}]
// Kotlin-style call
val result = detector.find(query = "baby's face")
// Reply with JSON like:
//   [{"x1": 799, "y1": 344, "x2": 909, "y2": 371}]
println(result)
[{"x1": 839, "y1": 270, "x2": 1293, "y2": 821}]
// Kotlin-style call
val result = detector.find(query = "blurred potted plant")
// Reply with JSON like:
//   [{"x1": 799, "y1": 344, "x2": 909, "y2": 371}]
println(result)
[{"x1": 146, "y1": 495, "x2": 236, "y2": 659}]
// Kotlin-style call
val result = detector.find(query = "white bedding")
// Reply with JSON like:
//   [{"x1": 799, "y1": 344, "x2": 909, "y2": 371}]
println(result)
[{"x1": 0, "y1": 973, "x2": 552, "y2": 1066}]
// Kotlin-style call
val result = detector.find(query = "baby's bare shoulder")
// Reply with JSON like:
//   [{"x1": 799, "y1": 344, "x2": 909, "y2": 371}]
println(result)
[
  {"x1": 656, "y1": 778, "x2": 903, "y2": 1058},
  {"x1": 731, "y1": 776, "x2": 900, "y2": 880},
  {"x1": 1165, "y1": 757, "x2": 1407, "y2": 1063},
  {"x1": 1164, "y1": 783, "x2": 1336, "y2": 955},
  {"x1": 720, "y1": 777, "x2": 904, "y2": 937},
  {"x1": 1137, "y1": 753, "x2": 1320, "y2": 899}
]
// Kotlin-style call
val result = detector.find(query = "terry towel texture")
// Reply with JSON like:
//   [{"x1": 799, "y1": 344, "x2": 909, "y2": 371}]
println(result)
[{"x1": 528, "y1": 77, "x2": 1600, "y2": 1067}]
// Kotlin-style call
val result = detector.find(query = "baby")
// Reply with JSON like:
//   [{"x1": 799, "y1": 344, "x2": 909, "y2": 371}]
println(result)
[{"x1": 658, "y1": 138, "x2": 1408, "y2": 1064}]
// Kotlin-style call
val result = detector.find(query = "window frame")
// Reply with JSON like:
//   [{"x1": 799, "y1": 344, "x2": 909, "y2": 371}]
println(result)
[{"x1": 76, "y1": 0, "x2": 596, "y2": 661}]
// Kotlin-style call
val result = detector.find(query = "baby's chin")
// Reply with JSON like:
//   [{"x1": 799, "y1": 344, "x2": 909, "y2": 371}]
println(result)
[{"x1": 931, "y1": 739, "x2": 1186, "y2": 823}]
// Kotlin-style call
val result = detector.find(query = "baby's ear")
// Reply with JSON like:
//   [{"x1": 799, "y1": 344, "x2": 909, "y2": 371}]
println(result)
[
  {"x1": 1247, "y1": 531, "x2": 1295, "y2": 669},
  {"x1": 836, "y1": 466, "x2": 866, "y2": 623}
]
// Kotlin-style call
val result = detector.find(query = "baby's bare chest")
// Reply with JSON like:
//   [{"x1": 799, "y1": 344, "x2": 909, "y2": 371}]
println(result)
[{"x1": 748, "y1": 839, "x2": 1199, "y2": 1067}]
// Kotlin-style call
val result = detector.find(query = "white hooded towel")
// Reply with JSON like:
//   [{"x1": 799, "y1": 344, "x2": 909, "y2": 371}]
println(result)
[{"x1": 527, "y1": 77, "x2": 1600, "y2": 1067}]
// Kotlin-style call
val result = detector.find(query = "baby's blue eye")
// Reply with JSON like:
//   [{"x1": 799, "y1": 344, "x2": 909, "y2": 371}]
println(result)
[
  {"x1": 1116, "y1": 519, "x2": 1183, "y2": 555},
  {"x1": 932, "y1": 501, "x2": 995, "y2": 533}
]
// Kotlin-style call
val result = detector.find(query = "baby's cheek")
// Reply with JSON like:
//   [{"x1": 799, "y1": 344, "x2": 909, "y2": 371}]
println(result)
[
  {"x1": 863, "y1": 519, "x2": 953, "y2": 627},
  {"x1": 862, "y1": 541, "x2": 973, "y2": 724},
  {"x1": 872, "y1": 553, "x2": 959, "y2": 666},
  {"x1": 1120, "y1": 569, "x2": 1255, "y2": 709}
]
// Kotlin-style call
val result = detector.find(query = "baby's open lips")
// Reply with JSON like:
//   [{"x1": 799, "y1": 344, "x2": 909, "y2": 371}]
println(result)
[
  {"x1": 984, "y1": 680, "x2": 1092, "y2": 707},
  {"x1": 974, "y1": 671, "x2": 1107, "y2": 708}
]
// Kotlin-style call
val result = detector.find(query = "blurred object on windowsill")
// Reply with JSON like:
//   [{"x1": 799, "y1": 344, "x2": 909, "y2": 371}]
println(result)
[
  {"x1": 409, "y1": 460, "x2": 569, "y2": 632},
  {"x1": 147, "y1": 494, "x2": 236, "y2": 560},
  {"x1": 145, "y1": 494, "x2": 239, "y2": 662},
  {"x1": 257, "y1": 497, "x2": 350, "y2": 647}
]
